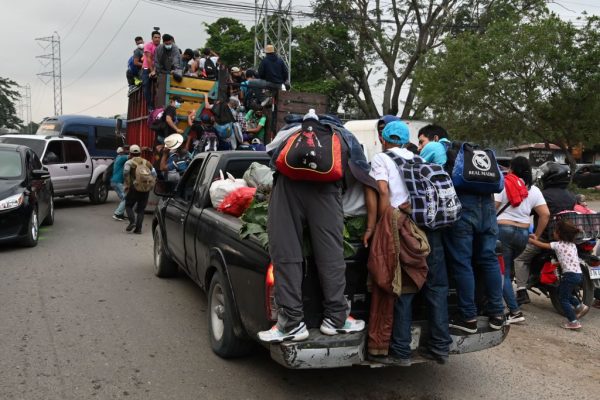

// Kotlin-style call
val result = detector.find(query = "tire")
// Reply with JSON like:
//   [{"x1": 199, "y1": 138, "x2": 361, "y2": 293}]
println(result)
[
  {"x1": 42, "y1": 194, "x2": 54, "y2": 226},
  {"x1": 153, "y1": 227, "x2": 178, "y2": 278},
  {"x1": 22, "y1": 208, "x2": 39, "y2": 247},
  {"x1": 207, "y1": 270, "x2": 253, "y2": 358},
  {"x1": 549, "y1": 265, "x2": 594, "y2": 316},
  {"x1": 89, "y1": 177, "x2": 108, "y2": 204}
]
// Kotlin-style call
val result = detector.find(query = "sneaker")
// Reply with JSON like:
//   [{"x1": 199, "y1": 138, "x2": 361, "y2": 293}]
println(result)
[
  {"x1": 257, "y1": 322, "x2": 309, "y2": 343},
  {"x1": 112, "y1": 214, "x2": 125, "y2": 221},
  {"x1": 385, "y1": 353, "x2": 411, "y2": 367},
  {"x1": 126, "y1": 223, "x2": 136, "y2": 232},
  {"x1": 418, "y1": 348, "x2": 448, "y2": 365},
  {"x1": 506, "y1": 311, "x2": 525, "y2": 325},
  {"x1": 516, "y1": 289, "x2": 531, "y2": 305},
  {"x1": 575, "y1": 304, "x2": 590, "y2": 320},
  {"x1": 488, "y1": 315, "x2": 506, "y2": 330},
  {"x1": 449, "y1": 316, "x2": 477, "y2": 334},
  {"x1": 320, "y1": 316, "x2": 365, "y2": 335},
  {"x1": 562, "y1": 320, "x2": 582, "y2": 330}
]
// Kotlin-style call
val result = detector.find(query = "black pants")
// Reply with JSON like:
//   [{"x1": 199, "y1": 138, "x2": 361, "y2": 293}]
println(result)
[
  {"x1": 125, "y1": 188, "x2": 149, "y2": 231},
  {"x1": 267, "y1": 175, "x2": 348, "y2": 331}
]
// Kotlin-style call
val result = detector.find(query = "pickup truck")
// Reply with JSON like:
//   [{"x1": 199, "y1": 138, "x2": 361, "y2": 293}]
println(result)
[
  {"x1": 0, "y1": 134, "x2": 112, "y2": 204},
  {"x1": 152, "y1": 151, "x2": 509, "y2": 369}
]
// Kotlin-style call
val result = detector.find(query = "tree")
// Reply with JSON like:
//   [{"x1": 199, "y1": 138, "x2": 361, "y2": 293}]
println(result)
[
  {"x1": 204, "y1": 18, "x2": 254, "y2": 68},
  {"x1": 0, "y1": 77, "x2": 22, "y2": 130},
  {"x1": 415, "y1": 13, "x2": 600, "y2": 168},
  {"x1": 20, "y1": 121, "x2": 39, "y2": 134}
]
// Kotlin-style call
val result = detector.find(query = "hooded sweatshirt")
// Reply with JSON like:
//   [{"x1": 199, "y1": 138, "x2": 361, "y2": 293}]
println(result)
[{"x1": 258, "y1": 53, "x2": 288, "y2": 85}]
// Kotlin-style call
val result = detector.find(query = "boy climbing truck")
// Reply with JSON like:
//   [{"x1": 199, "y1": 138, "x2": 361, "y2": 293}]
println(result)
[{"x1": 152, "y1": 151, "x2": 510, "y2": 369}]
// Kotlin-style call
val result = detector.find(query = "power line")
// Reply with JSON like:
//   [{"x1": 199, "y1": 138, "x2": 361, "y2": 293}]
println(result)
[
  {"x1": 61, "y1": 0, "x2": 92, "y2": 41},
  {"x1": 63, "y1": 0, "x2": 114, "y2": 66},
  {"x1": 73, "y1": 85, "x2": 128, "y2": 114},
  {"x1": 64, "y1": 0, "x2": 142, "y2": 89}
]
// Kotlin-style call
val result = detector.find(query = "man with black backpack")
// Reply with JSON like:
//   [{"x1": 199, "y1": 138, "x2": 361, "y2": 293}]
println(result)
[
  {"x1": 199, "y1": 48, "x2": 218, "y2": 80},
  {"x1": 123, "y1": 145, "x2": 157, "y2": 234}
]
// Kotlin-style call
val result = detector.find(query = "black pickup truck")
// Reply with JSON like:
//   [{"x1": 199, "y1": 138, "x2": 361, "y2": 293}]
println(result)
[{"x1": 152, "y1": 151, "x2": 509, "y2": 369}]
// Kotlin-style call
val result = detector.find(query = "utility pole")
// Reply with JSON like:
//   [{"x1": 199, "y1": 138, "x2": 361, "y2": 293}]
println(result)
[
  {"x1": 17, "y1": 84, "x2": 32, "y2": 132},
  {"x1": 254, "y1": 0, "x2": 293, "y2": 83},
  {"x1": 36, "y1": 32, "x2": 62, "y2": 116}
]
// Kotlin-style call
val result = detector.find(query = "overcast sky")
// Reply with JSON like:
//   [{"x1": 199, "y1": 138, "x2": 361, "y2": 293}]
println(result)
[{"x1": 0, "y1": 0, "x2": 595, "y2": 123}]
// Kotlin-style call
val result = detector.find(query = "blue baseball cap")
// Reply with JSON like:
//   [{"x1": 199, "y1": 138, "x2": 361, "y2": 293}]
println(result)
[{"x1": 382, "y1": 121, "x2": 409, "y2": 145}]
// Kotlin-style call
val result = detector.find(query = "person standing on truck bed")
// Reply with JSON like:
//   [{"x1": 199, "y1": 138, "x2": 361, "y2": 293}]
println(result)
[
  {"x1": 154, "y1": 34, "x2": 182, "y2": 77},
  {"x1": 143, "y1": 31, "x2": 161, "y2": 112},
  {"x1": 123, "y1": 145, "x2": 156, "y2": 234},
  {"x1": 258, "y1": 110, "x2": 365, "y2": 343}
]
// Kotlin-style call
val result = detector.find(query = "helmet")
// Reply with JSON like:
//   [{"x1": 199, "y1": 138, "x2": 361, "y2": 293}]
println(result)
[
  {"x1": 538, "y1": 161, "x2": 570, "y2": 188},
  {"x1": 129, "y1": 144, "x2": 141, "y2": 154}
]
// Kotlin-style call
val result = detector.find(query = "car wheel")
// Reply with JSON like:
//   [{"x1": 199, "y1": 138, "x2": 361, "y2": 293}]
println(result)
[
  {"x1": 153, "y1": 227, "x2": 178, "y2": 278},
  {"x1": 42, "y1": 194, "x2": 54, "y2": 226},
  {"x1": 89, "y1": 177, "x2": 108, "y2": 204},
  {"x1": 207, "y1": 270, "x2": 253, "y2": 358},
  {"x1": 22, "y1": 208, "x2": 39, "y2": 247}
]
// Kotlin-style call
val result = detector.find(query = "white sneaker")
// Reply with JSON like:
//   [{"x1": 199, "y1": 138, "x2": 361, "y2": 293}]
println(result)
[
  {"x1": 320, "y1": 316, "x2": 365, "y2": 336},
  {"x1": 257, "y1": 322, "x2": 309, "y2": 343},
  {"x1": 506, "y1": 311, "x2": 525, "y2": 324}
]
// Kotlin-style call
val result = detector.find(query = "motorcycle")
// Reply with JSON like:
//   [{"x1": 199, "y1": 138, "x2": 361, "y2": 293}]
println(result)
[{"x1": 526, "y1": 212, "x2": 600, "y2": 315}]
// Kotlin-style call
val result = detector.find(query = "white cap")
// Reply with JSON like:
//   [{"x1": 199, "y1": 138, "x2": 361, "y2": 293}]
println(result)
[
  {"x1": 116, "y1": 147, "x2": 124, "y2": 154},
  {"x1": 129, "y1": 144, "x2": 141, "y2": 154},
  {"x1": 303, "y1": 108, "x2": 319, "y2": 121}
]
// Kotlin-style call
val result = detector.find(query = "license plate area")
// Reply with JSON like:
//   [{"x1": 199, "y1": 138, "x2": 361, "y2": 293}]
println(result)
[{"x1": 589, "y1": 267, "x2": 600, "y2": 280}]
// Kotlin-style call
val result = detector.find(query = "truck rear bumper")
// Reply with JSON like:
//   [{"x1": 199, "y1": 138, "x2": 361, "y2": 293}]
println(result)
[{"x1": 269, "y1": 317, "x2": 509, "y2": 369}]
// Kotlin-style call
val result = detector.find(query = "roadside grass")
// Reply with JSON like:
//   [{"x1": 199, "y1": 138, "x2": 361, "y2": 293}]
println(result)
[{"x1": 569, "y1": 184, "x2": 600, "y2": 201}]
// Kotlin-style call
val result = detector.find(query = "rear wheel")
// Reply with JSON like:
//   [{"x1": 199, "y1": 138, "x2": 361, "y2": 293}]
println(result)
[
  {"x1": 42, "y1": 194, "x2": 54, "y2": 226},
  {"x1": 89, "y1": 177, "x2": 108, "y2": 204},
  {"x1": 153, "y1": 227, "x2": 178, "y2": 278},
  {"x1": 207, "y1": 270, "x2": 253, "y2": 358},
  {"x1": 22, "y1": 208, "x2": 39, "y2": 247},
  {"x1": 550, "y1": 265, "x2": 594, "y2": 316}
]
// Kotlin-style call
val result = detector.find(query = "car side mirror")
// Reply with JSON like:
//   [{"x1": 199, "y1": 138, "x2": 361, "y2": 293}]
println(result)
[
  {"x1": 32, "y1": 169, "x2": 51, "y2": 179},
  {"x1": 154, "y1": 179, "x2": 176, "y2": 197}
]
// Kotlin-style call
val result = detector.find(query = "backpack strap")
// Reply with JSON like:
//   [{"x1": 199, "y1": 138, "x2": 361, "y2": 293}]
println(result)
[{"x1": 496, "y1": 202, "x2": 511, "y2": 217}]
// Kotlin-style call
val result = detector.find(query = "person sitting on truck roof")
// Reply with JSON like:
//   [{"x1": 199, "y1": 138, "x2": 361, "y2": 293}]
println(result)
[
  {"x1": 245, "y1": 105, "x2": 267, "y2": 143},
  {"x1": 142, "y1": 30, "x2": 161, "y2": 112},
  {"x1": 181, "y1": 48, "x2": 197, "y2": 77},
  {"x1": 258, "y1": 44, "x2": 289, "y2": 88},
  {"x1": 154, "y1": 34, "x2": 182, "y2": 76},
  {"x1": 126, "y1": 36, "x2": 144, "y2": 92},
  {"x1": 199, "y1": 48, "x2": 219, "y2": 80}
]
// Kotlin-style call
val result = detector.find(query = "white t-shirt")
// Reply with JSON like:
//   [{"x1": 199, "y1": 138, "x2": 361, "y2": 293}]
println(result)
[
  {"x1": 495, "y1": 185, "x2": 546, "y2": 224},
  {"x1": 369, "y1": 148, "x2": 413, "y2": 208},
  {"x1": 550, "y1": 241, "x2": 581, "y2": 274},
  {"x1": 198, "y1": 56, "x2": 219, "y2": 69}
]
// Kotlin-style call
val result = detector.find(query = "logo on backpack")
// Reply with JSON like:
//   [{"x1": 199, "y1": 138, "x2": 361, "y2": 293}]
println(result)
[
  {"x1": 452, "y1": 143, "x2": 504, "y2": 194},
  {"x1": 275, "y1": 121, "x2": 343, "y2": 182},
  {"x1": 132, "y1": 158, "x2": 156, "y2": 192},
  {"x1": 472, "y1": 150, "x2": 491, "y2": 172},
  {"x1": 385, "y1": 151, "x2": 461, "y2": 230}
]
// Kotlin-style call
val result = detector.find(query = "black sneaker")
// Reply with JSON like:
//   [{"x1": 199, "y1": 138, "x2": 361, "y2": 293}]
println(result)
[
  {"x1": 488, "y1": 315, "x2": 506, "y2": 330},
  {"x1": 133, "y1": 230, "x2": 142, "y2": 234},
  {"x1": 516, "y1": 289, "x2": 530, "y2": 305},
  {"x1": 418, "y1": 348, "x2": 448, "y2": 365},
  {"x1": 385, "y1": 353, "x2": 412, "y2": 367},
  {"x1": 449, "y1": 316, "x2": 478, "y2": 334},
  {"x1": 506, "y1": 311, "x2": 525, "y2": 324},
  {"x1": 126, "y1": 223, "x2": 136, "y2": 232}
]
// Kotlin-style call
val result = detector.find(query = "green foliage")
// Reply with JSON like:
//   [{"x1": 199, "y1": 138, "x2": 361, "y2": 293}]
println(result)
[
  {"x1": 0, "y1": 77, "x2": 22, "y2": 129},
  {"x1": 204, "y1": 18, "x2": 254, "y2": 68}
]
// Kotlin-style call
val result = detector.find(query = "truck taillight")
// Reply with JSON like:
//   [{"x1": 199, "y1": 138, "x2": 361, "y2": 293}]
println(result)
[{"x1": 265, "y1": 263, "x2": 277, "y2": 321}]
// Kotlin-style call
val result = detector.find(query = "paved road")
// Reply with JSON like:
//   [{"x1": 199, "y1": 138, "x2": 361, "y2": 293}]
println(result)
[{"x1": 1, "y1": 195, "x2": 599, "y2": 400}]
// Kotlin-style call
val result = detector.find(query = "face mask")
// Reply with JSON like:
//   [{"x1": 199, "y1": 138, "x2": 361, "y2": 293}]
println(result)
[
  {"x1": 165, "y1": 44, "x2": 172, "y2": 50},
  {"x1": 137, "y1": 43, "x2": 144, "y2": 49},
  {"x1": 174, "y1": 101, "x2": 181, "y2": 108}
]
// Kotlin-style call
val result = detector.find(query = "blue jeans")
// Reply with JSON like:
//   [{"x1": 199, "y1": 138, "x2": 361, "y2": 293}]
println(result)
[
  {"x1": 498, "y1": 225, "x2": 529, "y2": 312},
  {"x1": 559, "y1": 272, "x2": 582, "y2": 322},
  {"x1": 422, "y1": 229, "x2": 452, "y2": 356},
  {"x1": 444, "y1": 193, "x2": 504, "y2": 319},
  {"x1": 111, "y1": 182, "x2": 126, "y2": 216},
  {"x1": 390, "y1": 293, "x2": 415, "y2": 359},
  {"x1": 141, "y1": 69, "x2": 153, "y2": 109}
]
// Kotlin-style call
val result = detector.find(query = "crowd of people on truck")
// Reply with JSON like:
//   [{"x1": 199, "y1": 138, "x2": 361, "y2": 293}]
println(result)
[{"x1": 118, "y1": 29, "x2": 599, "y2": 365}]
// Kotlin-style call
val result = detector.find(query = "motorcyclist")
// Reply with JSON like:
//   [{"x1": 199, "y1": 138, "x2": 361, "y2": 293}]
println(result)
[{"x1": 514, "y1": 161, "x2": 577, "y2": 304}]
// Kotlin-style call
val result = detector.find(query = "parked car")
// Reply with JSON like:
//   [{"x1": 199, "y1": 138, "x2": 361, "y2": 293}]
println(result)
[
  {"x1": 152, "y1": 151, "x2": 509, "y2": 369},
  {"x1": 0, "y1": 144, "x2": 54, "y2": 247},
  {"x1": 36, "y1": 115, "x2": 126, "y2": 158},
  {"x1": 573, "y1": 164, "x2": 600, "y2": 189},
  {"x1": 0, "y1": 135, "x2": 112, "y2": 204}
]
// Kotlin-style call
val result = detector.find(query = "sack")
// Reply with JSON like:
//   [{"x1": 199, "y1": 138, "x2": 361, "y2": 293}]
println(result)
[
  {"x1": 217, "y1": 187, "x2": 257, "y2": 217},
  {"x1": 385, "y1": 151, "x2": 462, "y2": 229},
  {"x1": 452, "y1": 142, "x2": 504, "y2": 194},
  {"x1": 215, "y1": 122, "x2": 233, "y2": 140},
  {"x1": 133, "y1": 158, "x2": 156, "y2": 192},
  {"x1": 203, "y1": 57, "x2": 217, "y2": 80},
  {"x1": 540, "y1": 261, "x2": 558, "y2": 285},
  {"x1": 148, "y1": 107, "x2": 165, "y2": 130},
  {"x1": 209, "y1": 170, "x2": 247, "y2": 208},
  {"x1": 275, "y1": 120, "x2": 343, "y2": 182},
  {"x1": 243, "y1": 162, "x2": 273, "y2": 188}
]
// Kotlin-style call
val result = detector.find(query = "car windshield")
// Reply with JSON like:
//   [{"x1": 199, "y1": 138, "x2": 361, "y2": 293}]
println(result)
[
  {"x1": 0, "y1": 137, "x2": 45, "y2": 158},
  {"x1": 0, "y1": 151, "x2": 23, "y2": 179},
  {"x1": 36, "y1": 121, "x2": 63, "y2": 135}
]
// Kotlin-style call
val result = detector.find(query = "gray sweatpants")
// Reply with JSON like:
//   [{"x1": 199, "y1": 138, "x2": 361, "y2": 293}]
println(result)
[
  {"x1": 514, "y1": 243, "x2": 542, "y2": 290},
  {"x1": 267, "y1": 175, "x2": 349, "y2": 332}
]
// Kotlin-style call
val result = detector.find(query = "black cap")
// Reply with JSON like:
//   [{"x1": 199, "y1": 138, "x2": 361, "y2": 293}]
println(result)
[{"x1": 172, "y1": 95, "x2": 184, "y2": 103}]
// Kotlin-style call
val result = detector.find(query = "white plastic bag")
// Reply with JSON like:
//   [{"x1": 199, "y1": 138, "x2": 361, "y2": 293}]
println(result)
[
  {"x1": 209, "y1": 170, "x2": 247, "y2": 208},
  {"x1": 243, "y1": 162, "x2": 274, "y2": 188}
]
